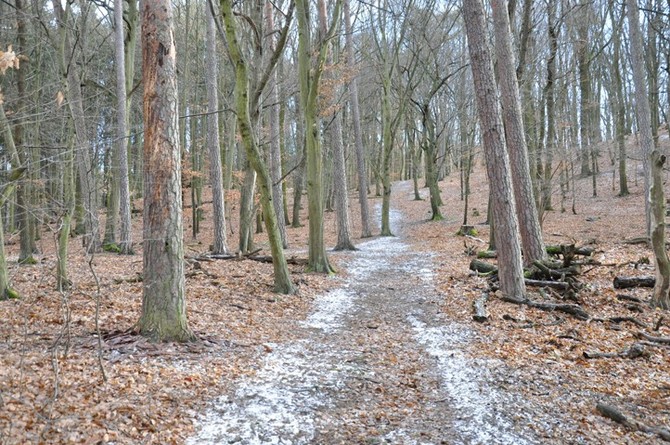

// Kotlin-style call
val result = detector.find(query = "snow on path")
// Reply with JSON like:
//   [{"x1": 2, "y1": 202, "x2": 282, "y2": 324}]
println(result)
[{"x1": 189, "y1": 190, "x2": 537, "y2": 444}]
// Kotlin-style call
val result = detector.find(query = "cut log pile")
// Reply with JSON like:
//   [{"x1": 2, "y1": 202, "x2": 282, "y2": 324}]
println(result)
[{"x1": 469, "y1": 243, "x2": 594, "y2": 321}]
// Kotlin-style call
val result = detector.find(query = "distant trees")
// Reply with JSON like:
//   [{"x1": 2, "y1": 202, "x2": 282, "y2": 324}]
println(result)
[{"x1": 0, "y1": 0, "x2": 669, "y2": 321}]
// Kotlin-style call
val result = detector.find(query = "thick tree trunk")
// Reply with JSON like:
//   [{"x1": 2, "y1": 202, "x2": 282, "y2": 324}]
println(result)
[
  {"x1": 491, "y1": 0, "x2": 546, "y2": 266},
  {"x1": 138, "y1": 0, "x2": 195, "y2": 342},
  {"x1": 319, "y1": 0, "x2": 355, "y2": 251},
  {"x1": 296, "y1": 0, "x2": 340, "y2": 272},
  {"x1": 463, "y1": 0, "x2": 526, "y2": 300}
]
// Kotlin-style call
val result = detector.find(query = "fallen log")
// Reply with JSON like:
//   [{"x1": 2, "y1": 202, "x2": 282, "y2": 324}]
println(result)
[
  {"x1": 524, "y1": 279, "x2": 570, "y2": 290},
  {"x1": 613, "y1": 276, "x2": 655, "y2": 289},
  {"x1": 247, "y1": 255, "x2": 309, "y2": 266},
  {"x1": 622, "y1": 237, "x2": 650, "y2": 245},
  {"x1": 546, "y1": 244, "x2": 594, "y2": 256},
  {"x1": 469, "y1": 259, "x2": 497, "y2": 274},
  {"x1": 637, "y1": 331, "x2": 670, "y2": 344},
  {"x1": 530, "y1": 260, "x2": 581, "y2": 280},
  {"x1": 616, "y1": 294, "x2": 644, "y2": 304},
  {"x1": 199, "y1": 252, "x2": 308, "y2": 266},
  {"x1": 584, "y1": 343, "x2": 648, "y2": 359},
  {"x1": 472, "y1": 292, "x2": 489, "y2": 322},
  {"x1": 609, "y1": 317, "x2": 648, "y2": 329},
  {"x1": 596, "y1": 402, "x2": 670, "y2": 442},
  {"x1": 500, "y1": 295, "x2": 590, "y2": 320},
  {"x1": 476, "y1": 250, "x2": 497, "y2": 259}
]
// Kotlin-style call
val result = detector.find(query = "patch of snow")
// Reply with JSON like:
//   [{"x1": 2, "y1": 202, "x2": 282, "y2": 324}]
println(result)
[
  {"x1": 302, "y1": 287, "x2": 357, "y2": 333},
  {"x1": 188, "y1": 341, "x2": 356, "y2": 445},
  {"x1": 383, "y1": 429, "x2": 433, "y2": 445},
  {"x1": 407, "y1": 316, "x2": 535, "y2": 445}
]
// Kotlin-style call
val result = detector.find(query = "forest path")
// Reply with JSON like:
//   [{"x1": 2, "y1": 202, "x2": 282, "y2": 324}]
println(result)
[{"x1": 189, "y1": 182, "x2": 538, "y2": 445}]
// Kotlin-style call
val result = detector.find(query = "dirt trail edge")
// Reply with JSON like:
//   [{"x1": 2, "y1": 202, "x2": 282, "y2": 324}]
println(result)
[{"x1": 189, "y1": 183, "x2": 541, "y2": 445}]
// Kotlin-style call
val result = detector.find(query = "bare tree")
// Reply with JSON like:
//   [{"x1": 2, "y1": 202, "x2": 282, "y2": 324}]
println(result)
[
  {"x1": 221, "y1": 0, "x2": 296, "y2": 293},
  {"x1": 463, "y1": 0, "x2": 526, "y2": 300},
  {"x1": 491, "y1": 0, "x2": 546, "y2": 265},
  {"x1": 138, "y1": 0, "x2": 195, "y2": 341},
  {"x1": 626, "y1": 0, "x2": 669, "y2": 309},
  {"x1": 344, "y1": 0, "x2": 372, "y2": 238},
  {"x1": 319, "y1": 0, "x2": 356, "y2": 251},
  {"x1": 205, "y1": 1, "x2": 229, "y2": 255},
  {"x1": 115, "y1": 0, "x2": 133, "y2": 254},
  {"x1": 296, "y1": 0, "x2": 342, "y2": 272}
]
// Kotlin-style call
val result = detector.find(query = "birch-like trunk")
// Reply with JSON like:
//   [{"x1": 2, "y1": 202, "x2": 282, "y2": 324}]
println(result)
[{"x1": 114, "y1": 0, "x2": 133, "y2": 254}]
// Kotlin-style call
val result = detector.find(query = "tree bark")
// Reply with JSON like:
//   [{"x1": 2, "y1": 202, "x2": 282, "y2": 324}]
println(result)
[
  {"x1": 491, "y1": 0, "x2": 546, "y2": 266},
  {"x1": 627, "y1": 0, "x2": 668, "y2": 309},
  {"x1": 265, "y1": 2, "x2": 288, "y2": 249},
  {"x1": 206, "y1": 1, "x2": 229, "y2": 255},
  {"x1": 115, "y1": 0, "x2": 133, "y2": 254},
  {"x1": 319, "y1": 0, "x2": 355, "y2": 251},
  {"x1": 221, "y1": 0, "x2": 296, "y2": 294},
  {"x1": 296, "y1": 0, "x2": 341, "y2": 272},
  {"x1": 463, "y1": 0, "x2": 526, "y2": 300},
  {"x1": 138, "y1": 0, "x2": 195, "y2": 342},
  {"x1": 52, "y1": 0, "x2": 101, "y2": 252},
  {"x1": 344, "y1": 0, "x2": 371, "y2": 238}
]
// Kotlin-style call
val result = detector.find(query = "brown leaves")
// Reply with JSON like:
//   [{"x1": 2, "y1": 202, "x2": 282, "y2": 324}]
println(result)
[{"x1": 0, "y1": 46, "x2": 19, "y2": 75}]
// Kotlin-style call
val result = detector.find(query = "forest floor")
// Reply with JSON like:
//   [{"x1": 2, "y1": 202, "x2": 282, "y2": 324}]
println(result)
[{"x1": 1, "y1": 133, "x2": 670, "y2": 444}]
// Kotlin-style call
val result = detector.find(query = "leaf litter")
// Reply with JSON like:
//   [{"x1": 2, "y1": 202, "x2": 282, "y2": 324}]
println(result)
[{"x1": 1, "y1": 131, "x2": 669, "y2": 444}]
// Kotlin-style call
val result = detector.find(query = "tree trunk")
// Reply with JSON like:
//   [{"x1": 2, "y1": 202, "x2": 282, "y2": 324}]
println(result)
[
  {"x1": 221, "y1": 0, "x2": 295, "y2": 294},
  {"x1": 239, "y1": 164, "x2": 257, "y2": 254},
  {"x1": 14, "y1": 0, "x2": 36, "y2": 264},
  {"x1": 296, "y1": 0, "x2": 340, "y2": 272},
  {"x1": 344, "y1": 0, "x2": 371, "y2": 238},
  {"x1": 138, "y1": 0, "x2": 195, "y2": 342},
  {"x1": 58, "y1": 128, "x2": 76, "y2": 291},
  {"x1": 265, "y1": 2, "x2": 288, "y2": 249},
  {"x1": 610, "y1": 1, "x2": 629, "y2": 197},
  {"x1": 463, "y1": 0, "x2": 526, "y2": 300},
  {"x1": 627, "y1": 0, "x2": 667, "y2": 308},
  {"x1": 491, "y1": 0, "x2": 546, "y2": 266},
  {"x1": 626, "y1": 0, "x2": 652, "y2": 235},
  {"x1": 52, "y1": 0, "x2": 101, "y2": 252},
  {"x1": 206, "y1": 2, "x2": 229, "y2": 255},
  {"x1": 318, "y1": 0, "x2": 355, "y2": 251},
  {"x1": 115, "y1": 0, "x2": 133, "y2": 254}
]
